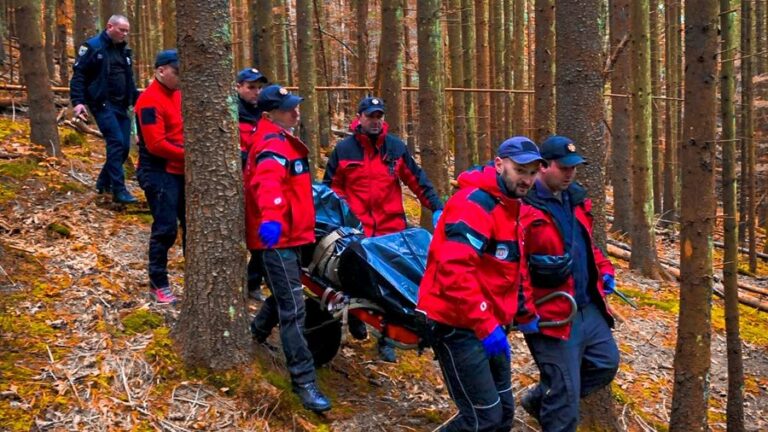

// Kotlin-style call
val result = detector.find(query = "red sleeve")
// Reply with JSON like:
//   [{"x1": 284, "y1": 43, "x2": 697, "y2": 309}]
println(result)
[
  {"x1": 137, "y1": 105, "x2": 184, "y2": 161},
  {"x1": 248, "y1": 147, "x2": 288, "y2": 222},
  {"x1": 322, "y1": 149, "x2": 347, "y2": 200},
  {"x1": 432, "y1": 195, "x2": 498, "y2": 339},
  {"x1": 515, "y1": 219, "x2": 539, "y2": 322}
]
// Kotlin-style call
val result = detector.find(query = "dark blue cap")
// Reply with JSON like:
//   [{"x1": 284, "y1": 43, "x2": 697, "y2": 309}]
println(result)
[
  {"x1": 237, "y1": 67, "x2": 268, "y2": 83},
  {"x1": 154, "y1": 49, "x2": 178, "y2": 68},
  {"x1": 540, "y1": 135, "x2": 587, "y2": 166},
  {"x1": 257, "y1": 84, "x2": 303, "y2": 111},
  {"x1": 358, "y1": 96, "x2": 385, "y2": 115},
  {"x1": 497, "y1": 136, "x2": 547, "y2": 165}
]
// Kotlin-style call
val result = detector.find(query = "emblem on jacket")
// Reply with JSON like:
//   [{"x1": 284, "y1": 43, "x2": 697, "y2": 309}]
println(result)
[
  {"x1": 78, "y1": 45, "x2": 88, "y2": 57},
  {"x1": 126, "y1": 57, "x2": 131, "y2": 65},
  {"x1": 294, "y1": 160, "x2": 304, "y2": 174},
  {"x1": 495, "y1": 244, "x2": 509, "y2": 260}
]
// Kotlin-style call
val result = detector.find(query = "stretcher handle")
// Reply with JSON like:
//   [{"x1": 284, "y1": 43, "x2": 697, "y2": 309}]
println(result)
[{"x1": 534, "y1": 291, "x2": 578, "y2": 328}]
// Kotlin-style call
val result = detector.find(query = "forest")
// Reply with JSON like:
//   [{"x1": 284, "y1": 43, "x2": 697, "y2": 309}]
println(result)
[{"x1": 0, "y1": 0, "x2": 767, "y2": 431}]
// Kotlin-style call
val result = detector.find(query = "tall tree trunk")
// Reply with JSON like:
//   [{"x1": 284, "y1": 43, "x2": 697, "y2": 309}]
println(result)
[
  {"x1": 512, "y1": 0, "x2": 526, "y2": 136},
  {"x1": 489, "y1": 0, "x2": 504, "y2": 145},
  {"x1": 312, "y1": 0, "x2": 330, "y2": 150},
  {"x1": 403, "y1": 8, "x2": 415, "y2": 150},
  {"x1": 448, "y1": 0, "x2": 469, "y2": 174},
  {"x1": 417, "y1": 0, "x2": 447, "y2": 226},
  {"x1": 719, "y1": 2, "x2": 745, "y2": 430},
  {"x1": 629, "y1": 0, "x2": 660, "y2": 278},
  {"x1": 649, "y1": 0, "x2": 662, "y2": 214},
  {"x1": 475, "y1": 0, "x2": 491, "y2": 160},
  {"x1": 100, "y1": 0, "x2": 126, "y2": 27},
  {"x1": 274, "y1": 0, "x2": 289, "y2": 83},
  {"x1": 461, "y1": 0, "x2": 477, "y2": 164},
  {"x1": 503, "y1": 0, "x2": 513, "y2": 139},
  {"x1": 534, "y1": 0, "x2": 555, "y2": 143},
  {"x1": 353, "y1": 0, "x2": 368, "y2": 97},
  {"x1": 17, "y1": 0, "x2": 61, "y2": 156},
  {"x1": 610, "y1": 0, "x2": 632, "y2": 234},
  {"x1": 161, "y1": 0, "x2": 175, "y2": 49},
  {"x1": 296, "y1": 0, "x2": 319, "y2": 169},
  {"x1": 380, "y1": 0, "x2": 403, "y2": 136},
  {"x1": 0, "y1": 3, "x2": 6, "y2": 65},
  {"x1": 756, "y1": 0, "x2": 766, "y2": 77},
  {"x1": 669, "y1": 1, "x2": 718, "y2": 429},
  {"x1": 55, "y1": 0, "x2": 68, "y2": 84},
  {"x1": 43, "y1": 0, "x2": 55, "y2": 79},
  {"x1": 251, "y1": 0, "x2": 274, "y2": 79},
  {"x1": 662, "y1": 0, "x2": 679, "y2": 226},
  {"x1": 174, "y1": 0, "x2": 251, "y2": 370},
  {"x1": 74, "y1": 0, "x2": 98, "y2": 46},
  {"x1": 742, "y1": 0, "x2": 757, "y2": 272}
]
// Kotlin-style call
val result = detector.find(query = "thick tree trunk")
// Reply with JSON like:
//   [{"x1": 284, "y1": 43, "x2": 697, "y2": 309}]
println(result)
[
  {"x1": 161, "y1": 0, "x2": 176, "y2": 49},
  {"x1": 417, "y1": 0, "x2": 447, "y2": 226},
  {"x1": 43, "y1": 0, "x2": 55, "y2": 79},
  {"x1": 448, "y1": 0, "x2": 469, "y2": 175},
  {"x1": 274, "y1": 0, "x2": 289, "y2": 83},
  {"x1": 512, "y1": 0, "x2": 526, "y2": 137},
  {"x1": 461, "y1": 0, "x2": 477, "y2": 164},
  {"x1": 74, "y1": 0, "x2": 98, "y2": 47},
  {"x1": 533, "y1": 0, "x2": 555, "y2": 143},
  {"x1": 629, "y1": 0, "x2": 660, "y2": 278},
  {"x1": 353, "y1": 0, "x2": 368, "y2": 96},
  {"x1": 609, "y1": 0, "x2": 632, "y2": 235},
  {"x1": 296, "y1": 0, "x2": 319, "y2": 169},
  {"x1": 251, "y1": 0, "x2": 274, "y2": 79},
  {"x1": 719, "y1": 2, "x2": 745, "y2": 430},
  {"x1": 312, "y1": 0, "x2": 330, "y2": 150},
  {"x1": 475, "y1": 0, "x2": 491, "y2": 160},
  {"x1": 17, "y1": 0, "x2": 61, "y2": 156},
  {"x1": 55, "y1": 0, "x2": 68, "y2": 84},
  {"x1": 669, "y1": 1, "x2": 718, "y2": 429},
  {"x1": 662, "y1": 0, "x2": 679, "y2": 226},
  {"x1": 174, "y1": 0, "x2": 251, "y2": 370},
  {"x1": 650, "y1": 0, "x2": 662, "y2": 215},
  {"x1": 380, "y1": 0, "x2": 403, "y2": 137},
  {"x1": 742, "y1": 0, "x2": 757, "y2": 272}
]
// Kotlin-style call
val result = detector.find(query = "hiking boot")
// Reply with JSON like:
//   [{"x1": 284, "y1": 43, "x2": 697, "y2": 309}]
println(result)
[
  {"x1": 378, "y1": 341, "x2": 397, "y2": 363},
  {"x1": 292, "y1": 382, "x2": 331, "y2": 413},
  {"x1": 96, "y1": 183, "x2": 112, "y2": 194},
  {"x1": 113, "y1": 190, "x2": 138, "y2": 204},
  {"x1": 520, "y1": 387, "x2": 541, "y2": 423},
  {"x1": 151, "y1": 286, "x2": 178, "y2": 305},
  {"x1": 248, "y1": 288, "x2": 266, "y2": 301},
  {"x1": 348, "y1": 317, "x2": 368, "y2": 340},
  {"x1": 250, "y1": 318, "x2": 270, "y2": 343}
]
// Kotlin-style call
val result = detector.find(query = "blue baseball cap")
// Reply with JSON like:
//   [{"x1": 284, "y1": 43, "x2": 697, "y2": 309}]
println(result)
[
  {"x1": 497, "y1": 136, "x2": 547, "y2": 165},
  {"x1": 257, "y1": 84, "x2": 303, "y2": 111},
  {"x1": 540, "y1": 135, "x2": 587, "y2": 166},
  {"x1": 154, "y1": 49, "x2": 178, "y2": 68},
  {"x1": 358, "y1": 96, "x2": 385, "y2": 115},
  {"x1": 236, "y1": 67, "x2": 268, "y2": 83}
]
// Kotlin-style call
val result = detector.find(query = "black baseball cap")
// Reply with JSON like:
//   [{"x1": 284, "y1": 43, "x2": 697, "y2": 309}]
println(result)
[
  {"x1": 256, "y1": 84, "x2": 303, "y2": 111},
  {"x1": 154, "y1": 49, "x2": 178, "y2": 68},
  {"x1": 540, "y1": 135, "x2": 587, "y2": 167},
  {"x1": 358, "y1": 96, "x2": 385, "y2": 115},
  {"x1": 237, "y1": 68, "x2": 268, "y2": 84}
]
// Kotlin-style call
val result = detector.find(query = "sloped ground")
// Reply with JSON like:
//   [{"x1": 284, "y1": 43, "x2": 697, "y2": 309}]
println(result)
[{"x1": 0, "y1": 117, "x2": 767, "y2": 431}]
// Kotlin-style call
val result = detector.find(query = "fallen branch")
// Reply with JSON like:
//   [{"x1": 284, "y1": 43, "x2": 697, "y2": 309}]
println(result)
[{"x1": 61, "y1": 119, "x2": 103, "y2": 138}]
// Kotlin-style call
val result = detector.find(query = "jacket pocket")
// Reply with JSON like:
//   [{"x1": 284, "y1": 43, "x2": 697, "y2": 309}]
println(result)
[{"x1": 528, "y1": 253, "x2": 573, "y2": 288}]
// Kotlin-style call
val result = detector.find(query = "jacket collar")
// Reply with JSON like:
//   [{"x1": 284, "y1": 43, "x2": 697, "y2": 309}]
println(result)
[{"x1": 525, "y1": 179, "x2": 587, "y2": 209}]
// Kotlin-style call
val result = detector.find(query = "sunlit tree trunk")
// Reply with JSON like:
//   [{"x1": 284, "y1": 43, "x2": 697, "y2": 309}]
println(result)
[
  {"x1": 380, "y1": 0, "x2": 403, "y2": 136},
  {"x1": 55, "y1": 0, "x2": 68, "y2": 84},
  {"x1": 534, "y1": 0, "x2": 555, "y2": 143},
  {"x1": 475, "y1": 0, "x2": 491, "y2": 160},
  {"x1": 161, "y1": 0, "x2": 175, "y2": 49},
  {"x1": 489, "y1": 0, "x2": 504, "y2": 145},
  {"x1": 742, "y1": 0, "x2": 757, "y2": 272},
  {"x1": 669, "y1": 0, "x2": 718, "y2": 429},
  {"x1": 312, "y1": 0, "x2": 330, "y2": 150},
  {"x1": 461, "y1": 0, "x2": 478, "y2": 164},
  {"x1": 43, "y1": 0, "x2": 55, "y2": 79},
  {"x1": 512, "y1": 0, "x2": 526, "y2": 136},
  {"x1": 650, "y1": 0, "x2": 662, "y2": 214},
  {"x1": 662, "y1": 0, "x2": 680, "y2": 226},
  {"x1": 296, "y1": 0, "x2": 319, "y2": 170},
  {"x1": 448, "y1": 0, "x2": 469, "y2": 175},
  {"x1": 100, "y1": 0, "x2": 126, "y2": 27}
]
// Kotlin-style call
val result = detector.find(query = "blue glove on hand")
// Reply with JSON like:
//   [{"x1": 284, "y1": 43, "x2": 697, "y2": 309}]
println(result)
[
  {"x1": 602, "y1": 274, "x2": 616, "y2": 295},
  {"x1": 432, "y1": 209, "x2": 443, "y2": 228},
  {"x1": 517, "y1": 316, "x2": 540, "y2": 334},
  {"x1": 259, "y1": 221, "x2": 282, "y2": 248},
  {"x1": 481, "y1": 326, "x2": 510, "y2": 360}
]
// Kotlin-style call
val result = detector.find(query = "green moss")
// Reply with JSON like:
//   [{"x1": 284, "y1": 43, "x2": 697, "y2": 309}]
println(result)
[
  {"x1": 117, "y1": 212, "x2": 153, "y2": 225},
  {"x1": 0, "y1": 159, "x2": 39, "y2": 180},
  {"x1": 58, "y1": 182, "x2": 88, "y2": 194},
  {"x1": 617, "y1": 287, "x2": 679, "y2": 314},
  {"x1": 145, "y1": 328, "x2": 184, "y2": 381},
  {"x1": 121, "y1": 309, "x2": 164, "y2": 335},
  {"x1": 46, "y1": 223, "x2": 72, "y2": 238},
  {"x1": 0, "y1": 183, "x2": 17, "y2": 203},
  {"x1": 61, "y1": 131, "x2": 86, "y2": 147}
]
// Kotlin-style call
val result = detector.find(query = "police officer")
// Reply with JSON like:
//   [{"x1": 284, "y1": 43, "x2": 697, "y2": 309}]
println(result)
[
  {"x1": 245, "y1": 85, "x2": 331, "y2": 413},
  {"x1": 134, "y1": 50, "x2": 184, "y2": 304},
  {"x1": 417, "y1": 137, "x2": 543, "y2": 431},
  {"x1": 70, "y1": 15, "x2": 140, "y2": 204},
  {"x1": 517, "y1": 135, "x2": 620, "y2": 431},
  {"x1": 323, "y1": 96, "x2": 443, "y2": 362}
]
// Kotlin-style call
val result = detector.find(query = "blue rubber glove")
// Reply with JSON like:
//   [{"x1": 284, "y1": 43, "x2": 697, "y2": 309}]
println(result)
[
  {"x1": 432, "y1": 209, "x2": 443, "y2": 228},
  {"x1": 259, "y1": 221, "x2": 282, "y2": 248},
  {"x1": 602, "y1": 274, "x2": 616, "y2": 295},
  {"x1": 481, "y1": 326, "x2": 510, "y2": 360},
  {"x1": 517, "y1": 316, "x2": 540, "y2": 334}
]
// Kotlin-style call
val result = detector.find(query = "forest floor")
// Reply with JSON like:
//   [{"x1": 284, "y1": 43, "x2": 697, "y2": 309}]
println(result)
[{"x1": 1, "y1": 116, "x2": 767, "y2": 432}]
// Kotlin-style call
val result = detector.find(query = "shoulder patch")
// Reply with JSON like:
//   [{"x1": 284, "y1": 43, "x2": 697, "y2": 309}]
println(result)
[
  {"x1": 78, "y1": 45, "x2": 88, "y2": 57},
  {"x1": 140, "y1": 107, "x2": 157, "y2": 125},
  {"x1": 467, "y1": 189, "x2": 498, "y2": 213},
  {"x1": 444, "y1": 221, "x2": 489, "y2": 255},
  {"x1": 255, "y1": 151, "x2": 288, "y2": 167}
]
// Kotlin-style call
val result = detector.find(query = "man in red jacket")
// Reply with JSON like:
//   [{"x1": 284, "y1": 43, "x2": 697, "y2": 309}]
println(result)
[
  {"x1": 517, "y1": 135, "x2": 619, "y2": 432},
  {"x1": 323, "y1": 96, "x2": 443, "y2": 361},
  {"x1": 244, "y1": 84, "x2": 331, "y2": 414},
  {"x1": 134, "y1": 49, "x2": 184, "y2": 304},
  {"x1": 417, "y1": 137, "x2": 543, "y2": 431}
]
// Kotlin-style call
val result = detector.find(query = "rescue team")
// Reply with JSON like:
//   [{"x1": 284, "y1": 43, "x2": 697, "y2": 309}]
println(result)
[{"x1": 72, "y1": 16, "x2": 620, "y2": 431}]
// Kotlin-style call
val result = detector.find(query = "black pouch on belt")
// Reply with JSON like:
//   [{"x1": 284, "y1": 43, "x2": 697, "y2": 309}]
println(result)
[{"x1": 528, "y1": 252, "x2": 573, "y2": 288}]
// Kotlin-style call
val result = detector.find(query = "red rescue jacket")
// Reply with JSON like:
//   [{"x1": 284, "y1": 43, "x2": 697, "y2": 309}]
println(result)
[
  {"x1": 519, "y1": 181, "x2": 615, "y2": 340},
  {"x1": 416, "y1": 166, "x2": 537, "y2": 340},
  {"x1": 244, "y1": 118, "x2": 315, "y2": 250},
  {"x1": 322, "y1": 119, "x2": 442, "y2": 237},
  {"x1": 135, "y1": 79, "x2": 184, "y2": 175}
]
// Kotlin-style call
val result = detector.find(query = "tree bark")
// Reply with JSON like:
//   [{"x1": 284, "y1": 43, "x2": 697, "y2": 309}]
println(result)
[
  {"x1": 742, "y1": 0, "x2": 757, "y2": 272},
  {"x1": 174, "y1": 0, "x2": 251, "y2": 370},
  {"x1": 489, "y1": 0, "x2": 504, "y2": 146},
  {"x1": 461, "y1": 0, "x2": 477, "y2": 164},
  {"x1": 417, "y1": 0, "x2": 447, "y2": 226},
  {"x1": 251, "y1": 0, "x2": 274, "y2": 79},
  {"x1": 100, "y1": 0, "x2": 126, "y2": 27},
  {"x1": 296, "y1": 0, "x2": 319, "y2": 170},
  {"x1": 55, "y1": 0, "x2": 68, "y2": 84},
  {"x1": 448, "y1": 0, "x2": 469, "y2": 175},
  {"x1": 274, "y1": 0, "x2": 289, "y2": 83},
  {"x1": 475, "y1": 0, "x2": 491, "y2": 161},
  {"x1": 353, "y1": 0, "x2": 368, "y2": 98},
  {"x1": 512, "y1": 0, "x2": 526, "y2": 136},
  {"x1": 669, "y1": 0, "x2": 718, "y2": 429},
  {"x1": 312, "y1": 0, "x2": 330, "y2": 150},
  {"x1": 380, "y1": 0, "x2": 404, "y2": 137},
  {"x1": 629, "y1": 0, "x2": 660, "y2": 278},
  {"x1": 17, "y1": 0, "x2": 61, "y2": 156},
  {"x1": 74, "y1": 0, "x2": 98, "y2": 47},
  {"x1": 662, "y1": 0, "x2": 680, "y2": 226},
  {"x1": 534, "y1": 0, "x2": 555, "y2": 143},
  {"x1": 649, "y1": 0, "x2": 662, "y2": 215},
  {"x1": 609, "y1": 0, "x2": 632, "y2": 235},
  {"x1": 43, "y1": 0, "x2": 55, "y2": 79},
  {"x1": 719, "y1": 2, "x2": 745, "y2": 430},
  {"x1": 161, "y1": 0, "x2": 176, "y2": 49}
]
